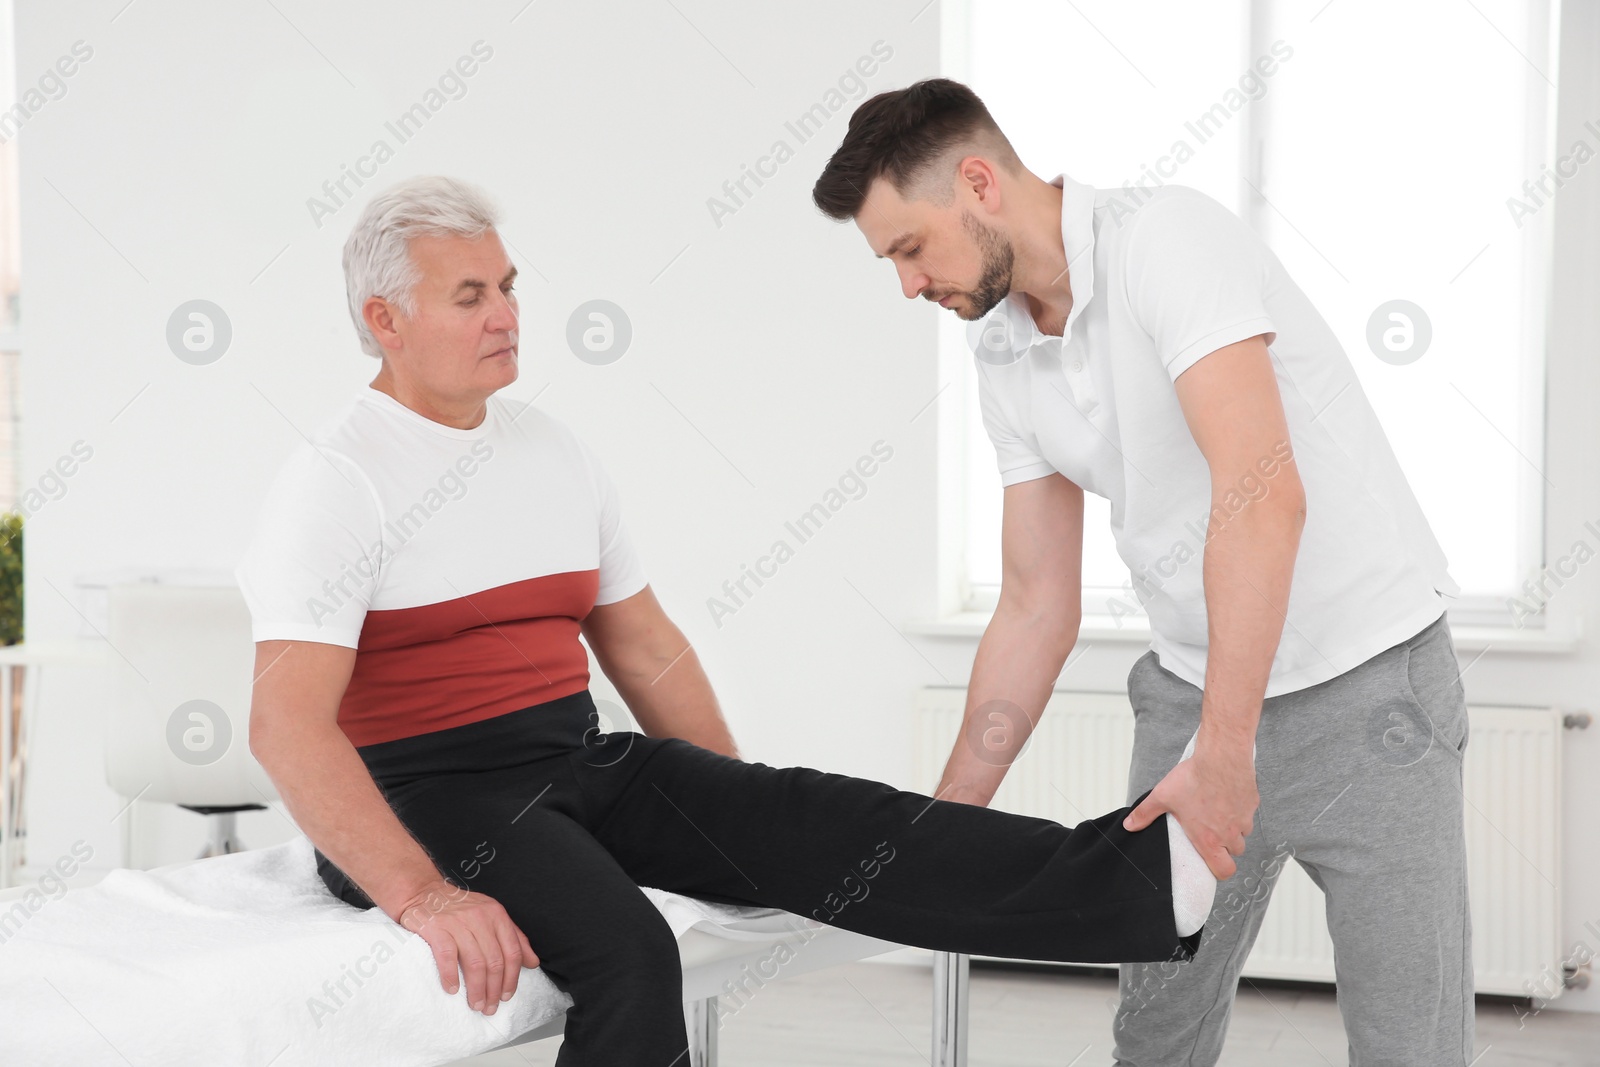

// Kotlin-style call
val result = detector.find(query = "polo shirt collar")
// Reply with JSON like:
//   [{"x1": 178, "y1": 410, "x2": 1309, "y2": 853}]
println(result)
[{"x1": 995, "y1": 171, "x2": 1097, "y2": 352}]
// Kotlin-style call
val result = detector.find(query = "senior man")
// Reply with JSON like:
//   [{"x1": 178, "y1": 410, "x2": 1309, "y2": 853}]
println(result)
[
  {"x1": 811, "y1": 79, "x2": 1473, "y2": 1066},
  {"x1": 235, "y1": 174, "x2": 1216, "y2": 1064}
]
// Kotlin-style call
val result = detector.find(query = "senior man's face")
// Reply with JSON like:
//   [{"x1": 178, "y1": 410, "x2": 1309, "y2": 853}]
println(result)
[{"x1": 396, "y1": 230, "x2": 520, "y2": 395}]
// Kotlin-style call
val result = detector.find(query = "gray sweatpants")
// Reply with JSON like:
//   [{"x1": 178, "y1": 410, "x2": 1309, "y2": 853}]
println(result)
[{"x1": 1112, "y1": 612, "x2": 1475, "y2": 1067}]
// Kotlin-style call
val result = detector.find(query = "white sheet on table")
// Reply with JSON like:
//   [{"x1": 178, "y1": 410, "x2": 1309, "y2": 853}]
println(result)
[{"x1": 0, "y1": 834, "x2": 807, "y2": 1067}]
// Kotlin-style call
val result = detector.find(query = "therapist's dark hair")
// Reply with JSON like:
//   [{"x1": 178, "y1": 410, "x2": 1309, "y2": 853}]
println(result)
[{"x1": 811, "y1": 77, "x2": 1021, "y2": 221}]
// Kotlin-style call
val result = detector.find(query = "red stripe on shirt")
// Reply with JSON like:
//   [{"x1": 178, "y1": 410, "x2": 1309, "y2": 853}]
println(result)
[{"x1": 339, "y1": 569, "x2": 600, "y2": 747}]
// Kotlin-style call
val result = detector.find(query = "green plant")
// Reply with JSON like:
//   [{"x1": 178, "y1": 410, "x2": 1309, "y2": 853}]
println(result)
[{"x1": 0, "y1": 511, "x2": 22, "y2": 646}]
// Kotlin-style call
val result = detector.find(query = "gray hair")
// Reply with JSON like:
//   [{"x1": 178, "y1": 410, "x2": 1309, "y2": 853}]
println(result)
[{"x1": 341, "y1": 175, "x2": 502, "y2": 359}]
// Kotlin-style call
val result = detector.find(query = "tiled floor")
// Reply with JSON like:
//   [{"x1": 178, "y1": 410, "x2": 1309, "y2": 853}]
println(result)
[{"x1": 450, "y1": 961, "x2": 1600, "y2": 1066}]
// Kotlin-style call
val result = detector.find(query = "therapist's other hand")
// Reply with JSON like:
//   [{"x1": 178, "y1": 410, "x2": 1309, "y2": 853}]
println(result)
[
  {"x1": 1123, "y1": 744, "x2": 1258, "y2": 880},
  {"x1": 395, "y1": 878, "x2": 539, "y2": 1015}
]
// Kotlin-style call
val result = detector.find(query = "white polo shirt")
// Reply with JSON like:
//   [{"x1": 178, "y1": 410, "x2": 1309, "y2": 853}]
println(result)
[{"x1": 972, "y1": 173, "x2": 1457, "y2": 697}]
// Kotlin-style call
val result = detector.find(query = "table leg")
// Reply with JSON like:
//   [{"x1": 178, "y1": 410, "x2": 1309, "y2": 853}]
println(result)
[
  {"x1": 1, "y1": 663, "x2": 12, "y2": 890},
  {"x1": 932, "y1": 951, "x2": 969, "y2": 1067},
  {"x1": 685, "y1": 994, "x2": 718, "y2": 1067},
  {"x1": 15, "y1": 663, "x2": 36, "y2": 877}
]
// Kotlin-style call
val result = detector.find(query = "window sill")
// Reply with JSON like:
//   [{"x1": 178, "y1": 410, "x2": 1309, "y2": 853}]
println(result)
[{"x1": 905, "y1": 612, "x2": 1582, "y2": 654}]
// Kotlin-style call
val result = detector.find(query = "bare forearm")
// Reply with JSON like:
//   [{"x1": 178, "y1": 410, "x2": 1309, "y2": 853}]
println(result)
[
  {"x1": 581, "y1": 587, "x2": 741, "y2": 757},
  {"x1": 252, "y1": 722, "x2": 444, "y2": 920},
  {"x1": 936, "y1": 600, "x2": 1079, "y2": 807},
  {"x1": 1197, "y1": 497, "x2": 1304, "y2": 754},
  {"x1": 605, "y1": 643, "x2": 739, "y2": 758}
]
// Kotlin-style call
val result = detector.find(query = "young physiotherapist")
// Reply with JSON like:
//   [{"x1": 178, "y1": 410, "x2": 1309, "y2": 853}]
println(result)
[{"x1": 812, "y1": 78, "x2": 1473, "y2": 1066}]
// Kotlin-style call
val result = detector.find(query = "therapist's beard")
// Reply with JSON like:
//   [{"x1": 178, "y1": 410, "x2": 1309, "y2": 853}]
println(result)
[{"x1": 955, "y1": 209, "x2": 1015, "y2": 320}]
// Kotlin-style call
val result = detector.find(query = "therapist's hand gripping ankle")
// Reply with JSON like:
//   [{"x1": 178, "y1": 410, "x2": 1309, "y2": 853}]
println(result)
[{"x1": 1123, "y1": 729, "x2": 1258, "y2": 880}]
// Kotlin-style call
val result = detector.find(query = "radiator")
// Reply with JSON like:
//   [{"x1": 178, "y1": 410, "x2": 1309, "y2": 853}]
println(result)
[{"x1": 911, "y1": 688, "x2": 1564, "y2": 996}]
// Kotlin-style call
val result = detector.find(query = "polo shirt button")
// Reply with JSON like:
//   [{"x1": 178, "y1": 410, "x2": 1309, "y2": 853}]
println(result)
[{"x1": 1071, "y1": 360, "x2": 1084, "y2": 372}]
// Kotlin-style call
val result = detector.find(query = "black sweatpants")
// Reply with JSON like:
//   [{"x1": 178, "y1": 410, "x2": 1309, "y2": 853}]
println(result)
[{"x1": 315, "y1": 690, "x2": 1197, "y2": 1065}]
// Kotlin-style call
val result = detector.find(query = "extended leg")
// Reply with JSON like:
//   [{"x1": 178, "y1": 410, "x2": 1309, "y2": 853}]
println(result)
[{"x1": 570, "y1": 732, "x2": 1198, "y2": 966}]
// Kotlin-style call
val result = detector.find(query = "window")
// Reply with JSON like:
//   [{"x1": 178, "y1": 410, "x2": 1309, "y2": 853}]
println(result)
[
  {"x1": 951, "y1": 0, "x2": 1558, "y2": 625},
  {"x1": 0, "y1": 0, "x2": 19, "y2": 513}
]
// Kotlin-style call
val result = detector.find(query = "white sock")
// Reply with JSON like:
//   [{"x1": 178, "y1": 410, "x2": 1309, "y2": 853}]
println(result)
[
  {"x1": 1166, "y1": 730, "x2": 1256, "y2": 939},
  {"x1": 1167, "y1": 808, "x2": 1215, "y2": 938}
]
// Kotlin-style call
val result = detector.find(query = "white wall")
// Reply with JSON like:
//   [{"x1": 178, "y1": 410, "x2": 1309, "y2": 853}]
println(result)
[{"x1": 11, "y1": 0, "x2": 1599, "y2": 1016}]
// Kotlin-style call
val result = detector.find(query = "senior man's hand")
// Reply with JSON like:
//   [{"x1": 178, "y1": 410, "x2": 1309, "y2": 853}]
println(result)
[
  {"x1": 1123, "y1": 741, "x2": 1259, "y2": 880},
  {"x1": 392, "y1": 878, "x2": 539, "y2": 1015}
]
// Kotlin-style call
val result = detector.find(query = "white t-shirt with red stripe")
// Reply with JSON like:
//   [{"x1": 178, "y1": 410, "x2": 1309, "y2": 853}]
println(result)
[{"x1": 233, "y1": 384, "x2": 648, "y2": 747}]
